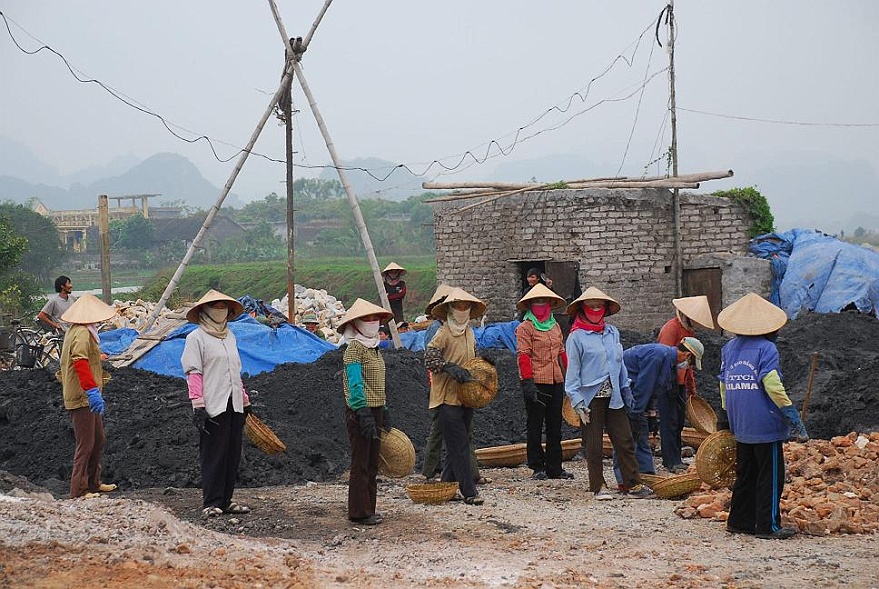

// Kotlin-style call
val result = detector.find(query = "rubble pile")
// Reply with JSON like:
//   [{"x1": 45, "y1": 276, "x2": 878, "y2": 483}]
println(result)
[
  {"x1": 676, "y1": 431, "x2": 879, "y2": 535},
  {"x1": 271, "y1": 285, "x2": 347, "y2": 343},
  {"x1": 104, "y1": 299, "x2": 177, "y2": 331}
]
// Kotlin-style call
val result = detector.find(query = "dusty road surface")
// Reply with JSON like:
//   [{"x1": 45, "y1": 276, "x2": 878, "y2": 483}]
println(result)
[{"x1": 3, "y1": 459, "x2": 877, "y2": 589}]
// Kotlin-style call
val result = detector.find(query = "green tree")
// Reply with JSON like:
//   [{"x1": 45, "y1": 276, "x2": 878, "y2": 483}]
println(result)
[
  {"x1": 117, "y1": 213, "x2": 155, "y2": 250},
  {"x1": 0, "y1": 201, "x2": 67, "y2": 284},
  {"x1": 712, "y1": 187, "x2": 774, "y2": 237},
  {"x1": 0, "y1": 211, "x2": 44, "y2": 318}
]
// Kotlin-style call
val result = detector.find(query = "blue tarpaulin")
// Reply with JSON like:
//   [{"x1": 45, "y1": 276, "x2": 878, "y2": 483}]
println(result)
[
  {"x1": 750, "y1": 229, "x2": 879, "y2": 319},
  {"x1": 99, "y1": 328, "x2": 139, "y2": 356},
  {"x1": 385, "y1": 321, "x2": 520, "y2": 352},
  {"x1": 129, "y1": 315, "x2": 336, "y2": 379}
]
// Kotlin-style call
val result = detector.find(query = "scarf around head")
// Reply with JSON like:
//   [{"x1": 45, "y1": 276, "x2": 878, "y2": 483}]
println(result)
[
  {"x1": 199, "y1": 306, "x2": 230, "y2": 339},
  {"x1": 87, "y1": 324, "x2": 100, "y2": 343},
  {"x1": 445, "y1": 307, "x2": 471, "y2": 337},
  {"x1": 344, "y1": 319, "x2": 381, "y2": 348},
  {"x1": 569, "y1": 310, "x2": 606, "y2": 334},
  {"x1": 524, "y1": 309, "x2": 557, "y2": 332}
]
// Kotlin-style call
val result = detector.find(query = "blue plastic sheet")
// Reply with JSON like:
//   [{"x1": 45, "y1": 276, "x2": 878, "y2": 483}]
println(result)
[
  {"x1": 131, "y1": 315, "x2": 336, "y2": 379},
  {"x1": 99, "y1": 328, "x2": 139, "y2": 356},
  {"x1": 750, "y1": 229, "x2": 879, "y2": 319}
]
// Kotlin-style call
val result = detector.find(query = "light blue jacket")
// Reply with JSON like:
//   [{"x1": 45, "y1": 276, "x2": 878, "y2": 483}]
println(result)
[{"x1": 564, "y1": 325, "x2": 631, "y2": 410}]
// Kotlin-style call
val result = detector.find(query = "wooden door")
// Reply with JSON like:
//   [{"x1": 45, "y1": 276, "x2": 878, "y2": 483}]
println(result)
[{"x1": 683, "y1": 268, "x2": 721, "y2": 330}]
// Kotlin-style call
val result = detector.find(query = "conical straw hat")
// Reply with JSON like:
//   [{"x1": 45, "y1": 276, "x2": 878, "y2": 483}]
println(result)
[
  {"x1": 431, "y1": 288, "x2": 487, "y2": 320},
  {"x1": 566, "y1": 286, "x2": 621, "y2": 317},
  {"x1": 61, "y1": 293, "x2": 117, "y2": 325},
  {"x1": 336, "y1": 298, "x2": 394, "y2": 333},
  {"x1": 717, "y1": 292, "x2": 787, "y2": 336},
  {"x1": 673, "y1": 295, "x2": 715, "y2": 329},
  {"x1": 381, "y1": 262, "x2": 407, "y2": 276},
  {"x1": 517, "y1": 283, "x2": 566, "y2": 311},
  {"x1": 425, "y1": 283, "x2": 454, "y2": 315},
  {"x1": 185, "y1": 289, "x2": 245, "y2": 324}
]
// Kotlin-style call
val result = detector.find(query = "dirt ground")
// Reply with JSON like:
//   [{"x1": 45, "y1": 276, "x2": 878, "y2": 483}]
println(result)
[{"x1": 1, "y1": 311, "x2": 878, "y2": 588}]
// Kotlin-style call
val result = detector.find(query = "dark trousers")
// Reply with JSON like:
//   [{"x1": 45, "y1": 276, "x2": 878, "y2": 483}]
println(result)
[
  {"x1": 345, "y1": 406, "x2": 383, "y2": 520},
  {"x1": 525, "y1": 382, "x2": 564, "y2": 477},
  {"x1": 439, "y1": 404, "x2": 477, "y2": 499},
  {"x1": 199, "y1": 399, "x2": 245, "y2": 510},
  {"x1": 582, "y1": 397, "x2": 640, "y2": 492},
  {"x1": 728, "y1": 440, "x2": 786, "y2": 535},
  {"x1": 422, "y1": 407, "x2": 481, "y2": 481},
  {"x1": 657, "y1": 384, "x2": 686, "y2": 468},
  {"x1": 612, "y1": 412, "x2": 655, "y2": 483},
  {"x1": 68, "y1": 407, "x2": 105, "y2": 498}
]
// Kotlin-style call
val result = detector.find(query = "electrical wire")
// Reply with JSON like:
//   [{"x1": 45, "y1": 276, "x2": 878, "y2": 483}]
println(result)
[{"x1": 678, "y1": 107, "x2": 879, "y2": 128}]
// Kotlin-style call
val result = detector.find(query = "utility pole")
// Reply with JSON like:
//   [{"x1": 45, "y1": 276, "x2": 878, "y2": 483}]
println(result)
[
  {"x1": 283, "y1": 42, "x2": 299, "y2": 324},
  {"x1": 97, "y1": 194, "x2": 112, "y2": 304},
  {"x1": 666, "y1": 0, "x2": 683, "y2": 297}
]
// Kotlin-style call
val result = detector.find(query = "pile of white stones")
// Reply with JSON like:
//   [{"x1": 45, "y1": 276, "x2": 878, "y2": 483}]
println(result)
[{"x1": 272, "y1": 285, "x2": 347, "y2": 343}]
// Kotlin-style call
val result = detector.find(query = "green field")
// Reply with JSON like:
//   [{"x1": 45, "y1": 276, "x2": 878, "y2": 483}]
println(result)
[{"x1": 137, "y1": 256, "x2": 438, "y2": 322}]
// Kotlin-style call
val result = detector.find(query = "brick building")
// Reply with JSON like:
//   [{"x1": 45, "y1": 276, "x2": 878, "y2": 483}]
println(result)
[{"x1": 432, "y1": 187, "x2": 770, "y2": 331}]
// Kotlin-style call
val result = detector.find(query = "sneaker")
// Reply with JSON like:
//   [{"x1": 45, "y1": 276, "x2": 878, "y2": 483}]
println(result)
[
  {"x1": 548, "y1": 470, "x2": 574, "y2": 480},
  {"x1": 349, "y1": 514, "x2": 382, "y2": 526},
  {"x1": 571, "y1": 450, "x2": 586, "y2": 462},
  {"x1": 626, "y1": 484, "x2": 654, "y2": 498},
  {"x1": 668, "y1": 463, "x2": 689, "y2": 474},
  {"x1": 594, "y1": 488, "x2": 614, "y2": 501},
  {"x1": 755, "y1": 527, "x2": 796, "y2": 540},
  {"x1": 463, "y1": 495, "x2": 484, "y2": 505},
  {"x1": 531, "y1": 470, "x2": 548, "y2": 480},
  {"x1": 726, "y1": 525, "x2": 756, "y2": 535}
]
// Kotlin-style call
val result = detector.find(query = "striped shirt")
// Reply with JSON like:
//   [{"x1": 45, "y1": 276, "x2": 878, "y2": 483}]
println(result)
[
  {"x1": 515, "y1": 320, "x2": 565, "y2": 384},
  {"x1": 343, "y1": 340, "x2": 386, "y2": 408}
]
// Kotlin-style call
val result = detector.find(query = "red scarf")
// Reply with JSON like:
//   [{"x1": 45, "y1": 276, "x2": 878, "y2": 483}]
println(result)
[{"x1": 570, "y1": 311, "x2": 605, "y2": 333}]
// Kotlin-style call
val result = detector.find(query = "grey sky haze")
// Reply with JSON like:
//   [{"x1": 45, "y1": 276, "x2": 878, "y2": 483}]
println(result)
[{"x1": 1, "y1": 1, "x2": 877, "y2": 231}]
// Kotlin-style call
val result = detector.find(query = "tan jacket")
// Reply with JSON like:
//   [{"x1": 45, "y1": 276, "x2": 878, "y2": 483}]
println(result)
[{"x1": 60, "y1": 324, "x2": 103, "y2": 410}]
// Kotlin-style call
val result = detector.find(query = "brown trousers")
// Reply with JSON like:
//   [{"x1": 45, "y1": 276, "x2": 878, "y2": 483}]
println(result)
[
  {"x1": 68, "y1": 407, "x2": 105, "y2": 498},
  {"x1": 345, "y1": 407, "x2": 384, "y2": 520},
  {"x1": 582, "y1": 397, "x2": 640, "y2": 492}
]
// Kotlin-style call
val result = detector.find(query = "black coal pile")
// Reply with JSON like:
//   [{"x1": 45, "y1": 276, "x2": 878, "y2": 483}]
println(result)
[{"x1": 1, "y1": 312, "x2": 876, "y2": 497}]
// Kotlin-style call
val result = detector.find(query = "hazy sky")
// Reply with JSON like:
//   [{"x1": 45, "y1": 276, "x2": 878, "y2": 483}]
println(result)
[{"x1": 2, "y1": 1, "x2": 877, "y2": 223}]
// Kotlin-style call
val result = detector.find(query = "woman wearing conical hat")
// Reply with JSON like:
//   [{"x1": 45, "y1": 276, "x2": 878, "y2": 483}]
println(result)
[
  {"x1": 181, "y1": 290, "x2": 252, "y2": 518},
  {"x1": 58, "y1": 293, "x2": 118, "y2": 498},
  {"x1": 423, "y1": 288, "x2": 488, "y2": 505},
  {"x1": 717, "y1": 292, "x2": 807, "y2": 539},
  {"x1": 515, "y1": 283, "x2": 572, "y2": 481},
  {"x1": 564, "y1": 287, "x2": 652, "y2": 499},
  {"x1": 656, "y1": 295, "x2": 714, "y2": 473},
  {"x1": 338, "y1": 298, "x2": 394, "y2": 525},
  {"x1": 381, "y1": 262, "x2": 407, "y2": 324}
]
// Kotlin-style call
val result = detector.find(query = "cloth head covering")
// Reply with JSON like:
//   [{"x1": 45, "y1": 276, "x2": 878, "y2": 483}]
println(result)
[
  {"x1": 425, "y1": 283, "x2": 454, "y2": 316},
  {"x1": 302, "y1": 311, "x2": 319, "y2": 324},
  {"x1": 516, "y1": 283, "x2": 566, "y2": 311},
  {"x1": 60, "y1": 293, "x2": 116, "y2": 325},
  {"x1": 565, "y1": 286, "x2": 621, "y2": 317},
  {"x1": 672, "y1": 295, "x2": 715, "y2": 329},
  {"x1": 336, "y1": 298, "x2": 394, "y2": 333},
  {"x1": 680, "y1": 336, "x2": 704, "y2": 370},
  {"x1": 381, "y1": 262, "x2": 407, "y2": 277},
  {"x1": 430, "y1": 288, "x2": 487, "y2": 320},
  {"x1": 185, "y1": 290, "x2": 245, "y2": 324},
  {"x1": 717, "y1": 292, "x2": 788, "y2": 336}
]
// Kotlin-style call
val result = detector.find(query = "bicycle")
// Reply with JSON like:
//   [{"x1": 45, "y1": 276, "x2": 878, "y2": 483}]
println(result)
[{"x1": 0, "y1": 319, "x2": 46, "y2": 370}]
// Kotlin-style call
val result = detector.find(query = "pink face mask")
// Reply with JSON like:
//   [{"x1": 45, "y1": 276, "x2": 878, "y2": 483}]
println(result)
[
  {"x1": 530, "y1": 302, "x2": 552, "y2": 321},
  {"x1": 583, "y1": 305, "x2": 606, "y2": 324}
]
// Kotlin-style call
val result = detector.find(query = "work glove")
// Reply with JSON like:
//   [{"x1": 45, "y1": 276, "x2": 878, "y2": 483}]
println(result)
[
  {"x1": 86, "y1": 387, "x2": 105, "y2": 416},
  {"x1": 243, "y1": 404, "x2": 253, "y2": 417},
  {"x1": 478, "y1": 353, "x2": 497, "y2": 367},
  {"x1": 443, "y1": 362, "x2": 473, "y2": 383},
  {"x1": 716, "y1": 409, "x2": 730, "y2": 431},
  {"x1": 356, "y1": 407, "x2": 379, "y2": 440},
  {"x1": 520, "y1": 378, "x2": 541, "y2": 405},
  {"x1": 647, "y1": 411, "x2": 660, "y2": 435},
  {"x1": 779, "y1": 405, "x2": 809, "y2": 442},
  {"x1": 575, "y1": 405, "x2": 591, "y2": 425},
  {"x1": 382, "y1": 406, "x2": 392, "y2": 433},
  {"x1": 621, "y1": 386, "x2": 634, "y2": 410},
  {"x1": 192, "y1": 407, "x2": 209, "y2": 434}
]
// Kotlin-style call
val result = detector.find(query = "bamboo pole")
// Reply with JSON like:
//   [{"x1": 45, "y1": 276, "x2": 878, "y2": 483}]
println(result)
[
  {"x1": 801, "y1": 352, "x2": 819, "y2": 420},
  {"x1": 97, "y1": 194, "x2": 112, "y2": 304},
  {"x1": 422, "y1": 171, "x2": 731, "y2": 193},
  {"x1": 425, "y1": 180, "x2": 700, "y2": 204},
  {"x1": 142, "y1": 60, "x2": 297, "y2": 332},
  {"x1": 293, "y1": 61, "x2": 402, "y2": 349}
]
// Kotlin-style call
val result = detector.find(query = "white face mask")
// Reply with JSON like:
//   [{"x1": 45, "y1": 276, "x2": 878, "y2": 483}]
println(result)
[
  {"x1": 355, "y1": 319, "x2": 381, "y2": 338},
  {"x1": 452, "y1": 308, "x2": 471, "y2": 324},
  {"x1": 677, "y1": 360, "x2": 690, "y2": 371}
]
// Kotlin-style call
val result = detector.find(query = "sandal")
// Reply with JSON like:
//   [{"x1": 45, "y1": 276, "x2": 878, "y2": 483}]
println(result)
[
  {"x1": 202, "y1": 506, "x2": 223, "y2": 518},
  {"x1": 224, "y1": 502, "x2": 251, "y2": 514},
  {"x1": 463, "y1": 495, "x2": 484, "y2": 506},
  {"x1": 475, "y1": 476, "x2": 492, "y2": 485}
]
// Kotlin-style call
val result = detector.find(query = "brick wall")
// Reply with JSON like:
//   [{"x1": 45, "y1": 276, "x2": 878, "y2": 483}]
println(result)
[{"x1": 433, "y1": 188, "x2": 756, "y2": 331}]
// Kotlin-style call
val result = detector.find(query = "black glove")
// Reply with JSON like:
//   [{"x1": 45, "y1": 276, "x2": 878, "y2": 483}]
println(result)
[
  {"x1": 647, "y1": 411, "x2": 660, "y2": 435},
  {"x1": 444, "y1": 362, "x2": 473, "y2": 383},
  {"x1": 716, "y1": 409, "x2": 730, "y2": 431},
  {"x1": 192, "y1": 408, "x2": 209, "y2": 434},
  {"x1": 382, "y1": 406, "x2": 392, "y2": 433},
  {"x1": 356, "y1": 407, "x2": 379, "y2": 440},
  {"x1": 521, "y1": 378, "x2": 540, "y2": 405},
  {"x1": 478, "y1": 353, "x2": 496, "y2": 367}
]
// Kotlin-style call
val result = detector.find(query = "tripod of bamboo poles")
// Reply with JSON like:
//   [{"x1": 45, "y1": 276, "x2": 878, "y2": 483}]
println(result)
[{"x1": 145, "y1": 0, "x2": 403, "y2": 348}]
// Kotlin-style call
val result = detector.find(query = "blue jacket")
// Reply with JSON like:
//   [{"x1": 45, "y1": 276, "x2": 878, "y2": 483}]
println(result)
[
  {"x1": 623, "y1": 343, "x2": 677, "y2": 414},
  {"x1": 718, "y1": 335, "x2": 788, "y2": 444},
  {"x1": 565, "y1": 325, "x2": 630, "y2": 410}
]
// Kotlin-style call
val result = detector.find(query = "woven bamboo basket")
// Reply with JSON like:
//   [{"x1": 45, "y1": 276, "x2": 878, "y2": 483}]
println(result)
[
  {"x1": 652, "y1": 472, "x2": 703, "y2": 499},
  {"x1": 406, "y1": 482, "x2": 459, "y2": 504},
  {"x1": 378, "y1": 428, "x2": 415, "y2": 478},
  {"x1": 459, "y1": 357, "x2": 498, "y2": 409},
  {"x1": 695, "y1": 430, "x2": 737, "y2": 489},
  {"x1": 640, "y1": 473, "x2": 668, "y2": 487},
  {"x1": 244, "y1": 414, "x2": 287, "y2": 455},
  {"x1": 681, "y1": 427, "x2": 710, "y2": 449},
  {"x1": 475, "y1": 443, "x2": 527, "y2": 468},
  {"x1": 686, "y1": 396, "x2": 718, "y2": 434},
  {"x1": 562, "y1": 395, "x2": 580, "y2": 427}
]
